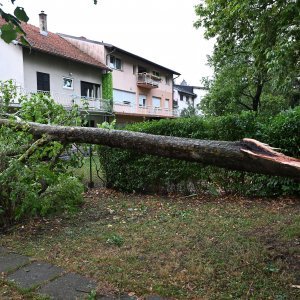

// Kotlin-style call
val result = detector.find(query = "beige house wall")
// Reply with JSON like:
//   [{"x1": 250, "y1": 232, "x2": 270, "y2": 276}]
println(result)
[
  {"x1": 111, "y1": 51, "x2": 174, "y2": 110},
  {"x1": 23, "y1": 49, "x2": 102, "y2": 97},
  {"x1": 60, "y1": 36, "x2": 178, "y2": 120},
  {"x1": 63, "y1": 37, "x2": 106, "y2": 64}
]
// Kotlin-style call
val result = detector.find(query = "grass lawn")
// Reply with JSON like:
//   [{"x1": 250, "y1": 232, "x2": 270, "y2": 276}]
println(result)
[
  {"x1": 72, "y1": 155, "x2": 105, "y2": 188},
  {"x1": 1, "y1": 190, "x2": 299, "y2": 299}
]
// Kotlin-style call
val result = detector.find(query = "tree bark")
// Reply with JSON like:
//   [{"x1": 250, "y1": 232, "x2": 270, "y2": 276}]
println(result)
[
  {"x1": 253, "y1": 82, "x2": 263, "y2": 111},
  {"x1": 0, "y1": 118, "x2": 299, "y2": 179}
]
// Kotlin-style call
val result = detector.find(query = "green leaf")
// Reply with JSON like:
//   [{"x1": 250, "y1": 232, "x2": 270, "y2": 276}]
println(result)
[
  {"x1": 14, "y1": 7, "x2": 29, "y2": 22},
  {"x1": 20, "y1": 35, "x2": 30, "y2": 47},
  {"x1": 0, "y1": 23, "x2": 17, "y2": 43}
]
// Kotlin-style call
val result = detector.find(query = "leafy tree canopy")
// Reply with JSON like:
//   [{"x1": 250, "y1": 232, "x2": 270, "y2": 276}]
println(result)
[{"x1": 195, "y1": 0, "x2": 300, "y2": 115}]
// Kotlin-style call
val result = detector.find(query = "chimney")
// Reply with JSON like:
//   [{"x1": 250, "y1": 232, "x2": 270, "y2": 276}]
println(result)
[{"x1": 39, "y1": 11, "x2": 48, "y2": 36}]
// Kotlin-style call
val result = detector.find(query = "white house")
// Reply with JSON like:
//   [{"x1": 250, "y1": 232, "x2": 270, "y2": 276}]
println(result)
[
  {"x1": 173, "y1": 80, "x2": 207, "y2": 115},
  {"x1": 0, "y1": 12, "x2": 111, "y2": 125}
]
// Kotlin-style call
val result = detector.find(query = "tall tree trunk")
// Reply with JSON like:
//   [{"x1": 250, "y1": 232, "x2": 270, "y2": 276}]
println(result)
[
  {"x1": 0, "y1": 118, "x2": 299, "y2": 179},
  {"x1": 252, "y1": 82, "x2": 263, "y2": 111}
]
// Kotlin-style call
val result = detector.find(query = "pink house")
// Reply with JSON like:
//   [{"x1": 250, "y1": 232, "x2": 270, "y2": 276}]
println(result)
[{"x1": 60, "y1": 34, "x2": 180, "y2": 125}]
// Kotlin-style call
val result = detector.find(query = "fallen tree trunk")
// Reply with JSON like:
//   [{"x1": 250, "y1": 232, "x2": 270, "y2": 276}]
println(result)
[{"x1": 0, "y1": 119, "x2": 299, "y2": 179}]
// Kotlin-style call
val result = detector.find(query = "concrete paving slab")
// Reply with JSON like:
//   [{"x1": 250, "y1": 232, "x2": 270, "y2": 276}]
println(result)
[
  {"x1": 0, "y1": 253, "x2": 30, "y2": 273},
  {"x1": 8, "y1": 261, "x2": 64, "y2": 289},
  {"x1": 39, "y1": 272, "x2": 97, "y2": 300},
  {"x1": 0, "y1": 246, "x2": 9, "y2": 255}
]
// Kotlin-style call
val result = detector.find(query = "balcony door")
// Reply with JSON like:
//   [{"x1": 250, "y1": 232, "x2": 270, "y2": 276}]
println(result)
[
  {"x1": 81, "y1": 81, "x2": 100, "y2": 99},
  {"x1": 138, "y1": 66, "x2": 148, "y2": 74},
  {"x1": 139, "y1": 95, "x2": 147, "y2": 107}
]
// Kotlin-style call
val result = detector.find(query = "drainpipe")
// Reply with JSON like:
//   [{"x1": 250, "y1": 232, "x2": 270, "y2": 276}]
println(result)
[
  {"x1": 105, "y1": 47, "x2": 116, "y2": 68},
  {"x1": 172, "y1": 74, "x2": 181, "y2": 116}
]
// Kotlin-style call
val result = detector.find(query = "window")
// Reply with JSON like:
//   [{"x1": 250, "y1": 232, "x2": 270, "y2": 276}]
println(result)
[
  {"x1": 133, "y1": 65, "x2": 136, "y2": 74},
  {"x1": 113, "y1": 89, "x2": 135, "y2": 105},
  {"x1": 81, "y1": 81, "x2": 101, "y2": 99},
  {"x1": 63, "y1": 77, "x2": 73, "y2": 90},
  {"x1": 110, "y1": 55, "x2": 122, "y2": 70},
  {"x1": 180, "y1": 94, "x2": 183, "y2": 101},
  {"x1": 138, "y1": 66, "x2": 148, "y2": 73},
  {"x1": 152, "y1": 96, "x2": 161, "y2": 108},
  {"x1": 152, "y1": 71, "x2": 160, "y2": 77},
  {"x1": 37, "y1": 72, "x2": 50, "y2": 92},
  {"x1": 165, "y1": 76, "x2": 170, "y2": 85},
  {"x1": 83, "y1": 119, "x2": 95, "y2": 127},
  {"x1": 165, "y1": 99, "x2": 169, "y2": 109},
  {"x1": 139, "y1": 95, "x2": 146, "y2": 107}
]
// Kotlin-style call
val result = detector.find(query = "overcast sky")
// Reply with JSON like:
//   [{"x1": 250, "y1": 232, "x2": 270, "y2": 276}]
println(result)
[{"x1": 5, "y1": 0, "x2": 214, "y2": 85}]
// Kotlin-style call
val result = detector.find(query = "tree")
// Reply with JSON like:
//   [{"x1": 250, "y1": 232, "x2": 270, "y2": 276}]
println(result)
[
  {"x1": 195, "y1": 0, "x2": 300, "y2": 115},
  {"x1": 0, "y1": 118, "x2": 299, "y2": 179},
  {"x1": 0, "y1": 81, "x2": 85, "y2": 227},
  {"x1": 180, "y1": 104, "x2": 199, "y2": 117}
]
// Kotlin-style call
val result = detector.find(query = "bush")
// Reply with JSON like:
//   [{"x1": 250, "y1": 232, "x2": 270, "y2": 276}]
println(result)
[
  {"x1": 98, "y1": 109, "x2": 300, "y2": 196},
  {"x1": 0, "y1": 82, "x2": 85, "y2": 228}
]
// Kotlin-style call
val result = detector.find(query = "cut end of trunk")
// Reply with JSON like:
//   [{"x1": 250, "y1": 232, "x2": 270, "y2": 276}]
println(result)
[{"x1": 241, "y1": 138, "x2": 300, "y2": 172}]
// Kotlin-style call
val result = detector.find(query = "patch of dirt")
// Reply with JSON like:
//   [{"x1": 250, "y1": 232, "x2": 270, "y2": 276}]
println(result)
[
  {"x1": 264, "y1": 235, "x2": 300, "y2": 283},
  {"x1": 247, "y1": 226, "x2": 300, "y2": 286}
]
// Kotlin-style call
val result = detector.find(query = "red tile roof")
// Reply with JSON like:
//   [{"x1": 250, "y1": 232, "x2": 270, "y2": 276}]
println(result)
[{"x1": 0, "y1": 18, "x2": 109, "y2": 70}]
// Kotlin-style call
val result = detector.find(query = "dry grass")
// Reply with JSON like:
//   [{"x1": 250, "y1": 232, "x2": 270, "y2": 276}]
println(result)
[{"x1": 1, "y1": 189, "x2": 299, "y2": 299}]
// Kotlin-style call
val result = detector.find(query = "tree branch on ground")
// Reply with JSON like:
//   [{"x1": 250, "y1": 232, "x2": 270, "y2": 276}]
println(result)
[{"x1": 1, "y1": 118, "x2": 299, "y2": 179}]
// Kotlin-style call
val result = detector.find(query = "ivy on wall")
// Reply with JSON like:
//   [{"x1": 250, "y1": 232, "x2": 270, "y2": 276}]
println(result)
[{"x1": 102, "y1": 72, "x2": 113, "y2": 108}]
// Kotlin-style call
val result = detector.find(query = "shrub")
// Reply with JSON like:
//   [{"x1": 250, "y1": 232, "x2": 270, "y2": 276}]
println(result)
[
  {"x1": 98, "y1": 109, "x2": 300, "y2": 196},
  {"x1": 0, "y1": 82, "x2": 85, "y2": 228}
]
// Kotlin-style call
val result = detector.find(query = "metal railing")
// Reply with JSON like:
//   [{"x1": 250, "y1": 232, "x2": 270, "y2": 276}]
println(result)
[
  {"x1": 113, "y1": 102, "x2": 179, "y2": 117},
  {"x1": 4, "y1": 87, "x2": 180, "y2": 117},
  {"x1": 9, "y1": 88, "x2": 112, "y2": 113},
  {"x1": 137, "y1": 73, "x2": 160, "y2": 88}
]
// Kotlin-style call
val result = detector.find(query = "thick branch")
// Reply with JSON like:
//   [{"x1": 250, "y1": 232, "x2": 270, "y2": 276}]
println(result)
[
  {"x1": 0, "y1": 119, "x2": 299, "y2": 179},
  {"x1": 236, "y1": 99, "x2": 253, "y2": 110},
  {"x1": 18, "y1": 135, "x2": 53, "y2": 163}
]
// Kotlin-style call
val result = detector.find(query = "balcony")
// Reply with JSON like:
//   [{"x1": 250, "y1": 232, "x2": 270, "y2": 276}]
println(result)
[
  {"x1": 137, "y1": 73, "x2": 160, "y2": 89},
  {"x1": 9, "y1": 89, "x2": 112, "y2": 113},
  {"x1": 113, "y1": 102, "x2": 179, "y2": 118}
]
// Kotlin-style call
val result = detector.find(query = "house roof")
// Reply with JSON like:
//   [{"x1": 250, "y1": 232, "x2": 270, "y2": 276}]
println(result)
[
  {"x1": 59, "y1": 33, "x2": 181, "y2": 76},
  {"x1": 0, "y1": 18, "x2": 109, "y2": 70},
  {"x1": 174, "y1": 84, "x2": 197, "y2": 97}
]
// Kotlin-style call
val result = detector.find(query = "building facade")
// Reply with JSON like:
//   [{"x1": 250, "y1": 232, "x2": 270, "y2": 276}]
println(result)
[
  {"x1": 1, "y1": 12, "x2": 181, "y2": 126},
  {"x1": 61, "y1": 34, "x2": 180, "y2": 125},
  {"x1": 0, "y1": 13, "x2": 111, "y2": 125},
  {"x1": 173, "y1": 80, "x2": 207, "y2": 116}
]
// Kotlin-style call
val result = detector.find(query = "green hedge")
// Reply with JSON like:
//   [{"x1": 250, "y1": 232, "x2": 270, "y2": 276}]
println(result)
[{"x1": 98, "y1": 108, "x2": 300, "y2": 196}]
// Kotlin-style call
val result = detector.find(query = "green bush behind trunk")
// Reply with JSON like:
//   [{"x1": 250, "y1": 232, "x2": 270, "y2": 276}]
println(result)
[{"x1": 98, "y1": 108, "x2": 300, "y2": 196}]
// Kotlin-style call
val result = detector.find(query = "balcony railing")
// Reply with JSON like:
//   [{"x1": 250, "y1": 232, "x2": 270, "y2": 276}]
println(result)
[
  {"x1": 8, "y1": 89, "x2": 112, "y2": 113},
  {"x1": 114, "y1": 102, "x2": 179, "y2": 118},
  {"x1": 136, "y1": 73, "x2": 160, "y2": 89},
  {"x1": 4, "y1": 88, "x2": 180, "y2": 118}
]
